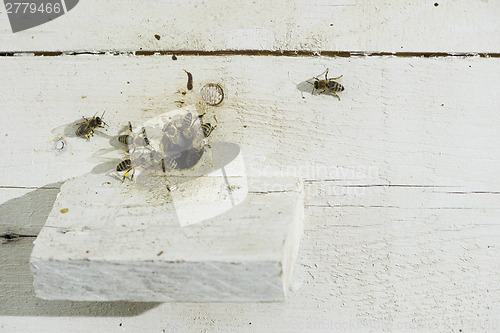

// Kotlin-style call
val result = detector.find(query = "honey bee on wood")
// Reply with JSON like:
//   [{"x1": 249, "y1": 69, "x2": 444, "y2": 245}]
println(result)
[
  {"x1": 76, "y1": 112, "x2": 108, "y2": 139},
  {"x1": 116, "y1": 154, "x2": 151, "y2": 182},
  {"x1": 183, "y1": 69, "x2": 193, "y2": 90},
  {"x1": 118, "y1": 122, "x2": 134, "y2": 146},
  {"x1": 201, "y1": 122, "x2": 216, "y2": 138},
  {"x1": 311, "y1": 68, "x2": 344, "y2": 100},
  {"x1": 116, "y1": 158, "x2": 133, "y2": 182},
  {"x1": 118, "y1": 122, "x2": 151, "y2": 152},
  {"x1": 198, "y1": 114, "x2": 217, "y2": 138}
]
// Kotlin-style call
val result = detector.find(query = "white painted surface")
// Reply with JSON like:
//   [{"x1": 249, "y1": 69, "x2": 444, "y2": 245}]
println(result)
[
  {"x1": 0, "y1": 7, "x2": 499, "y2": 330},
  {"x1": 31, "y1": 175, "x2": 303, "y2": 302},
  {"x1": 0, "y1": 56, "x2": 498, "y2": 188},
  {"x1": 0, "y1": 0, "x2": 499, "y2": 52}
]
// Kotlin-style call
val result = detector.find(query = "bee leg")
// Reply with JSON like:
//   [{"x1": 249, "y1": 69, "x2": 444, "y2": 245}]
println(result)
[
  {"x1": 130, "y1": 169, "x2": 135, "y2": 181},
  {"x1": 122, "y1": 170, "x2": 130, "y2": 183},
  {"x1": 332, "y1": 92, "x2": 341, "y2": 101},
  {"x1": 324, "y1": 68, "x2": 329, "y2": 80},
  {"x1": 76, "y1": 117, "x2": 88, "y2": 126},
  {"x1": 160, "y1": 159, "x2": 171, "y2": 191},
  {"x1": 331, "y1": 75, "x2": 343, "y2": 80}
]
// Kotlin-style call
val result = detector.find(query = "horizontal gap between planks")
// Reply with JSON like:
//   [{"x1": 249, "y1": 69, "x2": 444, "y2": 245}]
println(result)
[
  {"x1": 0, "y1": 50, "x2": 499, "y2": 58},
  {"x1": 1, "y1": 232, "x2": 37, "y2": 240},
  {"x1": 0, "y1": 185, "x2": 60, "y2": 190},
  {"x1": 303, "y1": 181, "x2": 456, "y2": 188}
]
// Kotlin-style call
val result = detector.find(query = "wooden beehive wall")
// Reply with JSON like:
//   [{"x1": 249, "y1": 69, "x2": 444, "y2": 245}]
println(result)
[{"x1": 1, "y1": 0, "x2": 500, "y2": 331}]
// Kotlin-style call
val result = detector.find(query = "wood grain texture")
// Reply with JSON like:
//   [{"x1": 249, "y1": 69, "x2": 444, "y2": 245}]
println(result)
[
  {"x1": 0, "y1": 53, "x2": 499, "y2": 331},
  {"x1": 31, "y1": 175, "x2": 303, "y2": 302},
  {"x1": 2, "y1": 188, "x2": 499, "y2": 331},
  {"x1": 0, "y1": 55, "x2": 498, "y2": 189},
  {"x1": 0, "y1": 0, "x2": 499, "y2": 53}
]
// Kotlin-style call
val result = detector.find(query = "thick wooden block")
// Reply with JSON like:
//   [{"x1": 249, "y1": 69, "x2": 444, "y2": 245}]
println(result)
[{"x1": 30, "y1": 174, "x2": 304, "y2": 302}]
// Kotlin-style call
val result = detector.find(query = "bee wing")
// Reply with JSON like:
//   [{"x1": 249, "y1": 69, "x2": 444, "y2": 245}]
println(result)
[
  {"x1": 296, "y1": 79, "x2": 317, "y2": 95},
  {"x1": 51, "y1": 119, "x2": 86, "y2": 138}
]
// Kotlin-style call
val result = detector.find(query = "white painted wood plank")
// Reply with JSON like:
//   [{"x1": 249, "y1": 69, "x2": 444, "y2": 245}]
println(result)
[
  {"x1": 0, "y1": 55, "x2": 498, "y2": 190},
  {"x1": 0, "y1": 237, "x2": 161, "y2": 318},
  {"x1": 0, "y1": 0, "x2": 499, "y2": 53},
  {"x1": 0, "y1": 53, "x2": 499, "y2": 330},
  {"x1": 2, "y1": 187, "x2": 499, "y2": 331},
  {"x1": 31, "y1": 175, "x2": 304, "y2": 302}
]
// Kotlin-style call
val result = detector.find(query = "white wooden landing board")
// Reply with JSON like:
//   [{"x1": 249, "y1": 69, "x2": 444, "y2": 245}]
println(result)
[
  {"x1": 0, "y1": 0, "x2": 499, "y2": 53},
  {"x1": 30, "y1": 174, "x2": 304, "y2": 302}
]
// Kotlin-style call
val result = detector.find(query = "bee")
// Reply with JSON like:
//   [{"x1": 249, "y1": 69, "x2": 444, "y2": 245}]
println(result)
[
  {"x1": 116, "y1": 158, "x2": 133, "y2": 182},
  {"x1": 76, "y1": 112, "x2": 108, "y2": 139},
  {"x1": 198, "y1": 114, "x2": 218, "y2": 138},
  {"x1": 164, "y1": 123, "x2": 187, "y2": 149},
  {"x1": 118, "y1": 122, "x2": 134, "y2": 146},
  {"x1": 312, "y1": 68, "x2": 344, "y2": 100},
  {"x1": 180, "y1": 113, "x2": 200, "y2": 141},
  {"x1": 118, "y1": 122, "x2": 151, "y2": 152},
  {"x1": 141, "y1": 127, "x2": 151, "y2": 147},
  {"x1": 201, "y1": 122, "x2": 216, "y2": 138},
  {"x1": 183, "y1": 69, "x2": 193, "y2": 90},
  {"x1": 182, "y1": 112, "x2": 193, "y2": 129},
  {"x1": 116, "y1": 153, "x2": 151, "y2": 182},
  {"x1": 149, "y1": 150, "x2": 178, "y2": 172}
]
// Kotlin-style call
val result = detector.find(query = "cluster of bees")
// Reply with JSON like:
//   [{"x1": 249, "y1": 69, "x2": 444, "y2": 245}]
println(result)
[
  {"x1": 73, "y1": 67, "x2": 342, "y2": 183},
  {"x1": 116, "y1": 112, "x2": 216, "y2": 182},
  {"x1": 76, "y1": 111, "x2": 216, "y2": 182},
  {"x1": 73, "y1": 68, "x2": 218, "y2": 183}
]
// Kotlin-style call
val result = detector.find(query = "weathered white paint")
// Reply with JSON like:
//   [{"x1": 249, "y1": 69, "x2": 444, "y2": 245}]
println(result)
[
  {"x1": 0, "y1": 0, "x2": 499, "y2": 52},
  {"x1": 2, "y1": 185, "x2": 499, "y2": 331},
  {"x1": 0, "y1": 56, "x2": 498, "y2": 189},
  {"x1": 0, "y1": 53, "x2": 499, "y2": 330},
  {"x1": 31, "y1": 175, "x2": 304, "y2": 302}
]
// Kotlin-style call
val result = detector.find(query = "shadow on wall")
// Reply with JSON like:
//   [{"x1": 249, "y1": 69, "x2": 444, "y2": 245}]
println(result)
[
  {"x1": 0, "y1": 184, "x2": 160, "y2": 317},
  {"x1": 0, "y1": 183, "x2": 62, "y2": 235}
]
